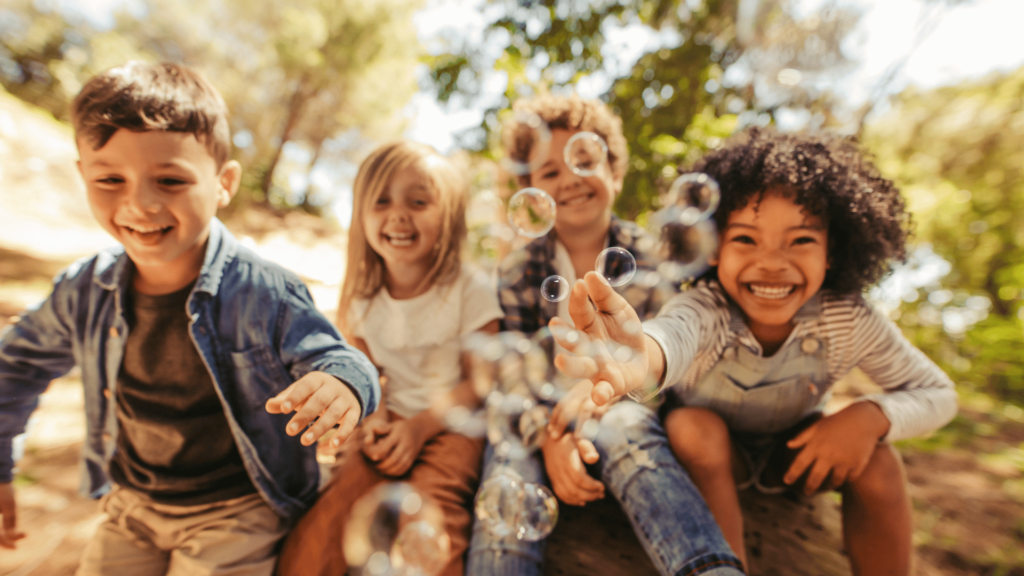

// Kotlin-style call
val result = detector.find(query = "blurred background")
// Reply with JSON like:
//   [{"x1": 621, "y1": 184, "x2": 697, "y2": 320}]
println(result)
[{"x1": 0, "y1": 0, "x2": 1022, "y2": 574}]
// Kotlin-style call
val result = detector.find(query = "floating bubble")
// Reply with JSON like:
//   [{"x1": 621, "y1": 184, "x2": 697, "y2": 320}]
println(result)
[
  {"x1": 595, "y1": 247, "x2": 636, "y2": 287},
  {"x1": 344, "y1": 483, "x2": 449, "y2": 576},
  {"x1": 500, "y1": 111, "x2": 552, "y2": 177},
  {"x1": 563, "y1": 131, "x2": 608, "y2": 177},
  {"x1": 651, "y1": 218, "x2": 719, "y2": 284},
  {"x1": 507, "y1": 188, "x2": 557, "y2": 238},
  {"x1": 474, "y1": 469, "x2": 524, "y2": 539},
  {"x1": 517, "y1": 483, "x2": 559, "y2": 541},
  {"x1": 517, "y1": 404, "x2": 550, "y2": 448},
  {"x1": 578, "y1": 418, "x2": 600, "y2": 442},
  {"x1": 540, "y1": 275, "x2": 570, "y2": 302},
  {"x1": 665, "y1": 173, "x2": 720, "y2": 226}
]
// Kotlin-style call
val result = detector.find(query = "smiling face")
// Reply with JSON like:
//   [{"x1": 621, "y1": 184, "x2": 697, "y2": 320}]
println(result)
[
  {"x1": 527, "y1": 128, "x2": 623, "y2": 235},
  {"x1": 78, "y1": 129, "x2": 239, "y2": 294},
  {"x1": 362, "y1": 161, "x2": 444, "y2": 287},
  {"x1": 712, "y1": 189, "x2": 829, "y2": 346}
]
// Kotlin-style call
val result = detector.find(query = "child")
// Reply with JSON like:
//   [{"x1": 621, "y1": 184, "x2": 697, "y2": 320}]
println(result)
[
  {"x1": 0, "y1": 62, "x2": 380, "y2": 573},
  {"x1": 467, "y1": 94, "x2": 745, "y2": 576},
  {"x1": 555, "y1": 127, "x2": 958, "y2": 576},
  {"x1": 276, "y1": 140, "x2": 503, "y2": 576}
]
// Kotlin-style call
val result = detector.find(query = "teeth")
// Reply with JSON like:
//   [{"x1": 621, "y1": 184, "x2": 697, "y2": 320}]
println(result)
[
  {"x1": 126, "y1": 225, "x2": 169, "y2": 234},
  {"x1": 560, "y1": 193, "x2": 593, "y2": 206},
  {"x1": 385, "y1": 233, "x2": 414, "y2": 247},
  {"x1": 748, "y1": 284, "x2": 794, "y2": 299}
]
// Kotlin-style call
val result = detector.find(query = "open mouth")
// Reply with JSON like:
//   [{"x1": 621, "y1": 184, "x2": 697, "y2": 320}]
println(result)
[
  {"x1": 384, "y1": 232, "x2": 417, "y2": 247},
  {"x1": 745, "y1": 283, "x2": 797, "y2": 300},
  {"x1": 123, "y1": 225, "x2": 173, "y2": 243},
  {"x1": 559, "y1": 192, "x2": 595, "y2": 207}
]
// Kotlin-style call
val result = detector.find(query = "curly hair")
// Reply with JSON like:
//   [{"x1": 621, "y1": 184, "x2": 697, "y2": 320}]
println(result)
[
  {"x1": 503, "y1": 93, "x2": 628, "y2": 187},
  {"x1": 692, "y1": 126, "x2": 910, "y2": 295}
]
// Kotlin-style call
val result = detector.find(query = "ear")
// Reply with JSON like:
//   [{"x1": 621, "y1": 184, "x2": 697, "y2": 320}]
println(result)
[
  {"x1": 612, "y1": 171, "x2": 624, "y2": 197},
  {"x1": 217, "y1": 160, "x2": 242, "y2": 209}
]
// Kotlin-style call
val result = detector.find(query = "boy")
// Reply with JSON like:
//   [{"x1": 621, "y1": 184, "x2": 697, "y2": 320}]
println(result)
[
  {"x1": 0, "y1": 62, "x2": 380, "y2": 575},
  {"x1": 465, "y1": 94, "x2": 745, "y2": 576}
]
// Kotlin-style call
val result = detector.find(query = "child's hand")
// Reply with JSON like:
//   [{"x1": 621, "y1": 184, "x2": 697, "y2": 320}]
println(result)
[
  {"x1": 784, "y1": 402, "x2": 892, "y2": 494},
  {"x1": 0, "y1": 483, "x2": 26, "y2": 549},
  {"x1": 362, "y1": 417, "x2": 431, "y2": 477},
  {"x1": 541, "y1": 433, "x2": 605, "y2": 507},
  {"x1": 266, "y1": 371, "x2": 363, "y2": 447},
  {"x1": 551, "y1": 272, "x2": 649, "y2": 406},
  {"x1": 547, "y1": 379, "x2": 608, "y2": 462}
]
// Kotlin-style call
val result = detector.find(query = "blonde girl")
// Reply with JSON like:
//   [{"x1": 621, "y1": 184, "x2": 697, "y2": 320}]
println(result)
[{"x1": 277, "y1": 140, "x2": 502, "y2": 576}]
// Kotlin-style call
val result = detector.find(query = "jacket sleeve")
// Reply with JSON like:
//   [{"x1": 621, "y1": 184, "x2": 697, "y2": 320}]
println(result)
[
  {"x1": 274, "y1": 280, "x2": 380, "y2": 420},
  {"x1": 0, "y1": 273, "x2": 78, "y2": 482}
]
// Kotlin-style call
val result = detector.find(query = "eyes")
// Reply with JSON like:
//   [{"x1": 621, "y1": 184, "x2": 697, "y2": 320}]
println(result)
[
  {"x1": 374, "y1": 195, "x2": 432, "y2": 209},
  {"x1": 92, "y1": 175, "x2": 190, "y2": 189},
  {"x1": 727, "y1": 233, "x2": 821, "y2": 247}
]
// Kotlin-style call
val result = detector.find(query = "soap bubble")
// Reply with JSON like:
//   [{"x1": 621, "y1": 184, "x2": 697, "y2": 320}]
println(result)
[
  {"x1": 516, "y1": 404, "x2": 550, "y2": 448},
  {"x1": 563, "y1": 131, "x2": 608, "y2": 177},
  {"x1": 540, "y1": 275, "x2": 570, "y2": 302},
  {"x1": 344, "y1": 483, "x2": 450, "y2": 576},
  {"x1": 474, "y1": 469, "x2": 524, "y2": 539},
  {"x1": 595, "y1": 247, "x2": 636, "y2": 287},
  {"x1": 508, "y1": 188, "x2": 557, "y2": 238},
  {"x1": 500, "y1": 111, "x2": 552, "y2": 177},
  {"x1": 516, "y1": 482, "x2": 559, "y2": 541},
  {"x1": 653, "y1": 218, "x2": 719, "y2": 284},
  {"x1": 665, "y1": 173, "x2": 720, "y2": 226}
]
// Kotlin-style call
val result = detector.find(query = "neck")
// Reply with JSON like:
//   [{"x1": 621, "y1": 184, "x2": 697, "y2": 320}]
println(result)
[
  {"x1": 133, "y1": 257, "x2": 202, "y2": 296},
  {"x1": 747, "y1": 320, "x2": 795, "y2": 357},
  {"x1": 384, "y1": 262, "x2": 432, "y2": 300},
  {"x1": 555, "y1": 216, "x2": 611, "y2": 277}
]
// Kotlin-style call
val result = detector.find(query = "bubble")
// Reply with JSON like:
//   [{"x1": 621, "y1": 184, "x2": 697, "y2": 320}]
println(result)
[
  {"x1": 563, "y1": 131, "x2": 608, "y2": 177},
  {"x1": 474, "y1": 470, "x2": 524, "y2": 539},
  {"x1": 651, "y1": 218, "x2": 719, "y2": 284},
  {"x1": 541, "y1": 275, "x2": 570, "y2": 302},
  {"x1": 500, "y1": 111, "x2": 552, "y2": 177},
  {"x1": 595, "y1": 247, "x2": 637, "y2": 287},
  {"x1": 507, "y1": 188, "x2": 557, "y2": 238},
  {"x1": 517, "y1": 404, "x2": 550, "y2": 448},
  {"x1": 344, "y1": 483, "x2": 449, "y2": 576},
  {"x1": 578, "y1": 418, "x2": 600, "y2": 441},
  {"x1": 517, "y1": 483, "x2": 559, "y2": 541},
  {"x1": 665, "y1": 173, "x2": 720, "y2": 226}
]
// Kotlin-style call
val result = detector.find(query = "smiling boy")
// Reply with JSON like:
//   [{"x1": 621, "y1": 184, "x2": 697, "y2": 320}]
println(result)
[{"x1": 0, "y1": 62, "x2": 380, "y2": 575}]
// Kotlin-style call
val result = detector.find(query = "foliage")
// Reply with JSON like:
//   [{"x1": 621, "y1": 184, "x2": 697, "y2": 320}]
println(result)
[
  {"x1": 0, "y1": 0, "x2": 424, "y2": 214},
  {"x1": 865, "y1": 67, "x2": 1024, "y2": 405}
]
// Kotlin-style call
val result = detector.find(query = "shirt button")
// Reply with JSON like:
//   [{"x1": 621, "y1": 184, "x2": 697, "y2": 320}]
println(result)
[
  {"x1": 109, "y1": 326, "x2": 119, "y2": 338},
  {"x1": 103, "y1": 389, "x2": 111, "y2": 399},
  {"x1": 808, "y1": 383, "x2": 818, "y2": 395},
  {"x1": 102, "y1": 433, "x2": 112, "y2": 442},
  {"x1": 801, "y1": 338, "x2": 820, "y2": 354}
]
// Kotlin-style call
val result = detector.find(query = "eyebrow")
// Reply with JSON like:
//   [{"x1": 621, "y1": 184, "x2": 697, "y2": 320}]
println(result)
[{"x1": 725, "y1": 223, "x2": 825, "y2": 232}]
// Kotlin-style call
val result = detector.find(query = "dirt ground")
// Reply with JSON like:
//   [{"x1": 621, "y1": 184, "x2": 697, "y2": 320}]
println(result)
[{"x1": 1, "y1": 87, "x2": 1023, "y2": 576}]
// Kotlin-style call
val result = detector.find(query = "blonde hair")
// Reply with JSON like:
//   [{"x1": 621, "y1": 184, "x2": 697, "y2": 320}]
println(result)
[{"x1": 338, "y1": 140, "x2": 468, "y2": 331}]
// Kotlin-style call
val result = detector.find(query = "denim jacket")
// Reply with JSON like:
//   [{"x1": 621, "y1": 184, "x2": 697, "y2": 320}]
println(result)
[{"x1": 0, "y1": 219, "x2": 380, "y2": 522}]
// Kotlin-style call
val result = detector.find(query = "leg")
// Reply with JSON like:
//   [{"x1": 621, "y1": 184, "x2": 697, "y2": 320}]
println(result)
[
  {"x1": 276, "y1": 433, "x2": 387, "y2": 576},
  {"x1": 76, "y1": 488, "x2": 170, "y2": 576},
  {"x1": 407, "y1": 432, "x2": 486, "y2": 576},
  {"x1": 841, "y1": 444, "x2": 912, "y2": 576},
  {"x1": 164, "y1": 494, "x2": 286, "y2": 576},
  {"x1": 465, "y1": 441, "x2": 547, "y2": 576},
  {"x1": 595, "y1": 402, "x2": 745, "y2": 576},
  {"x1": 664, "y1": 407, "x2": 747, "y2": 568}
]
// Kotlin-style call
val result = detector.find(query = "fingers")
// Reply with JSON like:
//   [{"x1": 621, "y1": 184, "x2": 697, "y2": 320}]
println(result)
[
  {"x1": 553, "y1": 352, "x2": 598, "y2": 381},
  {"x1": 784, "y1": 446, "x2": 814, "y2": 486},
  {"x1": 802, "y1": 460, "x2": 834, "y2": 495},
  {"x1": 566, "y1": 280, "x2": 598, "y2": 334},
  {"x1": 378, "y1": 444, "x2": 415, "y2": 477},
  {"x1": 329, "y1": 406, "x2": 361, "y2": 448},
  {"x1": 363, "y1": 429, "x2": 398, "y2": 462},
  {"x1": 786, "y1": 423, "x2": 816, "y2": 450},
  {"x1": 265, "y1": 382, "x2": 299, "y2": 414},
  {"x1": 576, "y1": 438, "x2": 600, "y2": 465},
  {"x1": 591, "y1": 381, "x2": 616, "y2": 406},
  {"x1": 582, "y1": 272, "x2": 629, "y2": 317}
]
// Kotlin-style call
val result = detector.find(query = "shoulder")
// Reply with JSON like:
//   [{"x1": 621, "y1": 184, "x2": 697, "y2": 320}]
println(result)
[{"x1": 217, "y1": 241, "x2": 311, "y2": 305}]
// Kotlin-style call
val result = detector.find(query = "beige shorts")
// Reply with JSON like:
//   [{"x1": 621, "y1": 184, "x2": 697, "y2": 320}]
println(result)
[{"x1": 76, "y1": 486, "x2": 287, "y2": 576}]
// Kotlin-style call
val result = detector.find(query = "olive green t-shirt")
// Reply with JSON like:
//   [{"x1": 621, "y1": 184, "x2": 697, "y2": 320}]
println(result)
[{"x1": 108, "y1": 281, "x2": 256, "y2": 505}]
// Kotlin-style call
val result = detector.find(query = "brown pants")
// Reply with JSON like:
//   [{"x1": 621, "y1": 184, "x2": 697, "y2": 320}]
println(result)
[{"x1": 277, "y1": 415, "x2": 485, "y2": 576}]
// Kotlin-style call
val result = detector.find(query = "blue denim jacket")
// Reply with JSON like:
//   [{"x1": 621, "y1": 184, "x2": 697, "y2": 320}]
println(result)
[{"x1": 0, "y1": 219, "x2": 380, "y2": 522}]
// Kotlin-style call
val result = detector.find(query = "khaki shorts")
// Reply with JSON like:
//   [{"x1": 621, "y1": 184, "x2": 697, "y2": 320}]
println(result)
[{"x1": 76, "y1": 487, "x2": 287, "y2": 576}]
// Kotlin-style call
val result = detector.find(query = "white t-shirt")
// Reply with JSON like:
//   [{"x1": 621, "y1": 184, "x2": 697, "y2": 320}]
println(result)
[{"x1": 349, "y1": 264, "x2": 504, "y2": 418}]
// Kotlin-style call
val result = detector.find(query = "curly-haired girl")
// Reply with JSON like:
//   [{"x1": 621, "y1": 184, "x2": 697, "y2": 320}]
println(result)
[{"x1": 551, "y1": 127, "x2": 957, "y2": 575}]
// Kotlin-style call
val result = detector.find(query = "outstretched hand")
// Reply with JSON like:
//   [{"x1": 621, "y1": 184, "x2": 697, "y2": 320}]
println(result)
[
  {"x1": 266, "y1": 371, "x2": 363, "y2": 447},
  {"x1": 550, "y1": 272, "x2": 650, "y2": 406}
]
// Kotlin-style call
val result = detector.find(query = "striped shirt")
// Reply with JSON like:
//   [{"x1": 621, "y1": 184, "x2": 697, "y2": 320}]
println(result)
[{"x1": 644, "y1": 280, "x2": 958, "y2": 442}]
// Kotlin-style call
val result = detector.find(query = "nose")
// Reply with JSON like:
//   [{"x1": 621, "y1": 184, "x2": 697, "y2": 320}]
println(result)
[
  {"x1": 124, "y1": 180, "x2": 163, "y2": 214},
  {"x1": 757, "y1": 246, "x2": 788, "y2": 272}
]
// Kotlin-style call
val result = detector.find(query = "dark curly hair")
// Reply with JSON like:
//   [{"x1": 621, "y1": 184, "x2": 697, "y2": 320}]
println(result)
[{"x1": 692, "y1": 126, "x2": 910, "y2": 295}]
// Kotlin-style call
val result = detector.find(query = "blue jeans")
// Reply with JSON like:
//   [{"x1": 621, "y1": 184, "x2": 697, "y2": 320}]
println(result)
[{"x1": 466, "y1": 401, "x2": 745, "y2": 576}]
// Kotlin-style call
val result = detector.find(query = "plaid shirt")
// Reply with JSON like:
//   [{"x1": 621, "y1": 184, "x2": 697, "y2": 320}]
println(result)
[{"x1": 497, "y1": 216, "x2": 675, "y2": 333}]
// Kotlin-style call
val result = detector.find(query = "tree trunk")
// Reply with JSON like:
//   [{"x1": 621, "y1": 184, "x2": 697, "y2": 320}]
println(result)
[{"x1": 261, "y1": 81, "x2": 310, "y2": 199}]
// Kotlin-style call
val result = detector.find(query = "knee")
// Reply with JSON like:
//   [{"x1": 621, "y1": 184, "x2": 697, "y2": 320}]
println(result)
[
  {"x1": 848, "y1": 444, "x2": 906, "y2": 502},
  {"x1": 664, "y1": 408, "x2": 731, "y2": 471}
]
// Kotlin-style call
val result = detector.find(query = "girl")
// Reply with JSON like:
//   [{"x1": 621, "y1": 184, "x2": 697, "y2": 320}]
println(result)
[
  {"x1": 276, "y1": 140, "x2": 502, "y2": 576},
  {"x1": 553, "y1": 127, "x2": 957, "y2": 576}
]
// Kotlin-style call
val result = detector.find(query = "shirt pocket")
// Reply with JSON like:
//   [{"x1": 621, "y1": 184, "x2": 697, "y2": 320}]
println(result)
[
  {"x1": 229, "y1": 345, "x2": 293, "y2": 409},
  {"x1": 728, "y1": 375, "x2": 817, "y2": 434}
]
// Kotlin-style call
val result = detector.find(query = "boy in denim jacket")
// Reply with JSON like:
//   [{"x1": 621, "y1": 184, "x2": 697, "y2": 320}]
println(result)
[{"x1": 0, "y1": 62, "x2": 380, "y2": 575}]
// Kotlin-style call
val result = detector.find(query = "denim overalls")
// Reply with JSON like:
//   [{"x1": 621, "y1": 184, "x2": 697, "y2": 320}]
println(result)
[{"x1": 676, "y1": 294, "x2": 829, "y2": 491}]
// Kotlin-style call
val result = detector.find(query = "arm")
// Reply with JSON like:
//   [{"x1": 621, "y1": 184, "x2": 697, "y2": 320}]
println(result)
[{"x1": 265, "y1": 281, "x2": 381, "y2": 447}]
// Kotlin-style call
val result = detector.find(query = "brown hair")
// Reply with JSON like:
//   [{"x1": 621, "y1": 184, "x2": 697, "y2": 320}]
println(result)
[
  {"x1": 338, "y1": 140, "x2": 468, "y2": 331},
  {"x1": 71, "y1": 61, "x2": 231, "y2": 167},
  {"x1": 503, "y1": 93, "x2": 628, "y2": 187}
]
